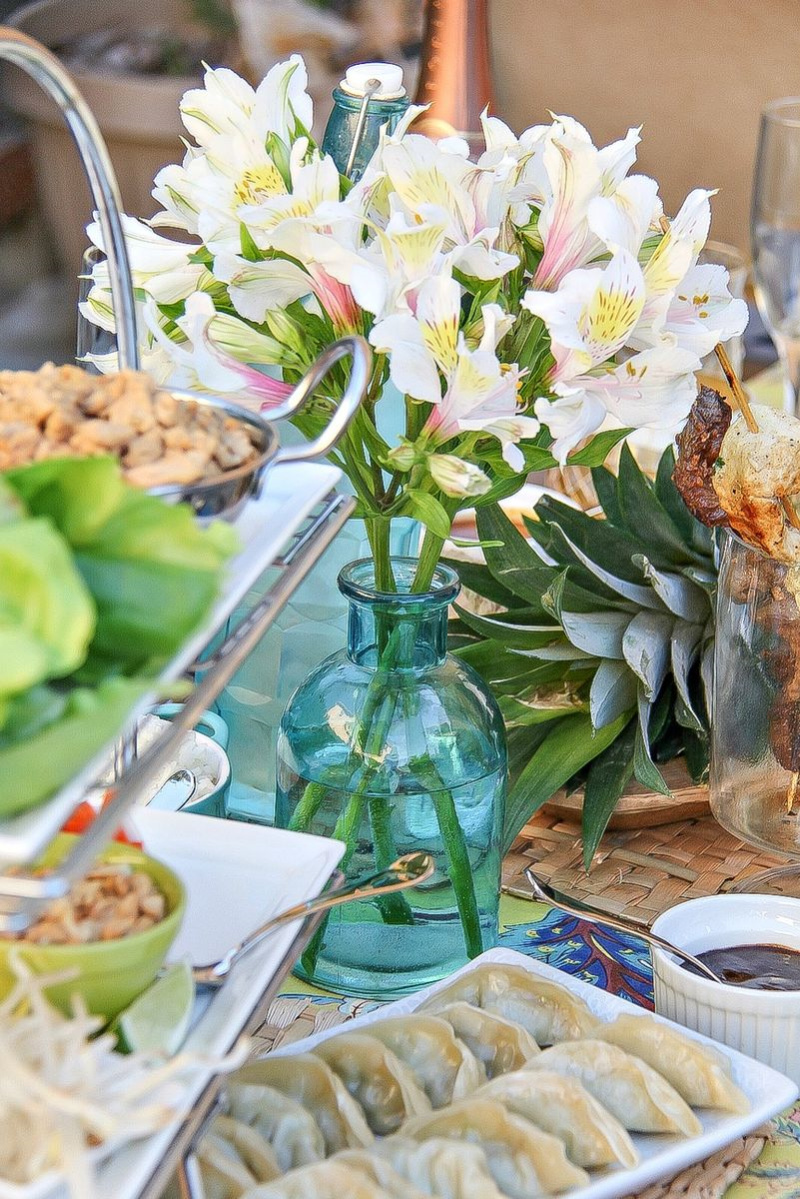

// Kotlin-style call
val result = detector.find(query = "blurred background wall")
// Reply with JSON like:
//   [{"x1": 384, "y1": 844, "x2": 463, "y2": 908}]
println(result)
[
  {"x1": 0, "y1": 0, "x2": 797, "y2": 367},
  {"x1": 491, "y1": 0, "x2": 800, "y2": 249}
]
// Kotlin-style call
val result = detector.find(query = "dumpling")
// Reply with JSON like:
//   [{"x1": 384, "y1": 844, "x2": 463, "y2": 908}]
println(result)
[
  {"x1": 372, "y1": 1136, "x2": 507, "y2": 1199},
  {"x1": 244, "y1": 1160, "x2": 394, "y2": 1198},
  {"x1": 402, "y1": 1097, "x2": 589, "y2": 1198},
  {"x1": 432, "y1": 1002, "x2": 540, "y2": 1078},
  {"x1": 196, "y1": 1133, "x2": 256, "y2": 1199},
  {"x1": 197, "y1": 1115, "x2": 280, "y2": 1199},
  {"x1": 334, "y1": 1150, "x2": 432, "y2": 1199},
  {"x1": 226, "y1": 1081, "x2": 325, "y2": 1170},
  {"x1": 233, "y1": 1054, "x2": 373, "y2": 1154},
  {"x1": 420, "y1": 963, "x2": 598, "y2": 1044},
  {"x1": 367, "y1": 1014, "x2": 486, "y2": 1107},
  {"x1": 477, "y1": 1069, "x2": 638, "y2": 1168},
  {"x1": 527, "y1": 1041, "x2": 703, "y2": 1136},
  {"x1": 313, "y1": 1032, "x2": 431, "y2": 1133},
  {"x1": 596, "y1": 1013, "x2": 749, "y2": 1113}
]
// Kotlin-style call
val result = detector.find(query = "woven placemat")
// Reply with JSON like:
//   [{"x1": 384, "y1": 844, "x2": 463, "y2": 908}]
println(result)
[
  {"x1": 503, "y1": 810, "x2": 790, "y2": 927},
  {"x1": 251, "y1": 996, "x2": 769, "y2": 1199},
  {"x1": 620, "y1": 1130, "x2": 768, "y2": 1199}
]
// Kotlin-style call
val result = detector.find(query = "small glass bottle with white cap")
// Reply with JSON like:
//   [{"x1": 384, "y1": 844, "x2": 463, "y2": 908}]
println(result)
[{"x1": 321, "y1": 62, "x2": 410, "y2": 182}]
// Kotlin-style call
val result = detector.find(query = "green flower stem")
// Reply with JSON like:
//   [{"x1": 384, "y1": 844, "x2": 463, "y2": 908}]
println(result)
[
  {"x1": 287, "y1": 779, "x2": 327, "y2": 832},
  {"x1": 413, "y1": 530, "x2": 445, "y2": 593},
  {"x1": 410, "y1": 748, "x2": 484, "y2": 959}
]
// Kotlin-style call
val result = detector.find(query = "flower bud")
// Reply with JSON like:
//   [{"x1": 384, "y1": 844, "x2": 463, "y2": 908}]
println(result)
[
  {"x1": 387, "y1": 443, "x2": 418, "y2": 471},
  {"x1": 429, "y1": 454, "x2": 491, "y2": 498}
]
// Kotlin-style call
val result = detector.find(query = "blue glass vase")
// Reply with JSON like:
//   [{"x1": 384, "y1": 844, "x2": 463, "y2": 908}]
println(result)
[{"x1": 276, "y1": 558, "x2": 506, "y2": 997}]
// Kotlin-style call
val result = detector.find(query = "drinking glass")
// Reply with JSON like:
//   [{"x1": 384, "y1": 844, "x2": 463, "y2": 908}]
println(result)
[{"x1": 751, "y1": 98, "x2": 800, "y2": 415}]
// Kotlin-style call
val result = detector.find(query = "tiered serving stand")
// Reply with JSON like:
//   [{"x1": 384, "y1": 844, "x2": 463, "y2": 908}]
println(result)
[{"x1": 0, "y1": 28, "x2": 361, "y2": 1199}]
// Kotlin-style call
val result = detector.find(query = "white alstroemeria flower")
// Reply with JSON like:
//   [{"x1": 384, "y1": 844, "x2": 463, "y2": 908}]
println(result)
[
  {"x1": 534, "y1": 390, "x2": 608, "y2": 463},
  {"x1": 254, "y1": 54, "x2": 314, "y2": 144},
  {"x1": 239, "y1": 140, "x2": 341, "y2": 248},
  {"x1": 628, "y1": 188, "x2": 716, "y2": 350},
  {"x1": 532, "y1": 118, "x2": 642, "y2": 288},
  {"x1": 371, "y1": 275, "x2": 530, "y2": 464},
  {"x1": 82, "y1": 341, "x2": 179, "y2": 383},
  {"x1": 380, "y1": 136, "x2": 518, "y2": 281},
  {"x1": 179, "y1": 56, "x2": 312, "y2": 151},
  {"x1": 429, "y1": 453, "x2": 492, "y2": 498},
  {"x1": 143, "y1": 293, "x2": 295, "y2": 409},
  {"x1": 478, "y1": 416, "x2": 541, "y2": 470},
  {"x1": 537, "y1": 344, "x2": 701, "y2": 462},
  {"x1": 350, "y1": 202, "x2": 450, "y2": 320},
  {"x1": 211, "y1": 253, "x2": 311, "y2": 323},
  {"x1": 634, "y1": 262, "x2": 749, "y2": 358},
  {"x1": 522, "y1": 249, "x2": 646, "y2": 383},
  {"x1": 179, "y1": 66, "x2": 259, "y2": 148},
  {"x1": 87, "y1": 215, "x2": 211, "y2": 304},
  {"x1": 587, "y1": 174, "x2": 662, "y2": 255}
]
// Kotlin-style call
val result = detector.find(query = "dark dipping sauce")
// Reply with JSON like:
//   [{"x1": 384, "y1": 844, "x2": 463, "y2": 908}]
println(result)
[{"x1": 683, "y1": 943, "x2": 800, "y2": 991}]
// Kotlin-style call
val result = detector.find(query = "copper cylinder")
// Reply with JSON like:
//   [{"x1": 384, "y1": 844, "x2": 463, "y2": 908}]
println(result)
[{"x1": 412, "y1": 0, "x2": 494, "y2": 152}]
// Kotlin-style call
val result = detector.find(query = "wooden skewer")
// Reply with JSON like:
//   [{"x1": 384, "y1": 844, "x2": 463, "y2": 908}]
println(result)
[{"x1": 658, "y1": 214, "x2": 800, "y2": 532}]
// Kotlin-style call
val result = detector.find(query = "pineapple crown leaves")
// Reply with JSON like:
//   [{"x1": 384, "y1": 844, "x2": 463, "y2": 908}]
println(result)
[{"x1": 448, "y1": 444, "x2": 717, "y2": 868}]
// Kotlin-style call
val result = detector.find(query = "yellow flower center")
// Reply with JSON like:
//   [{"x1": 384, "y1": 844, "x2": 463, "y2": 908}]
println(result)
[{"x1": 233, "y1": 163, "x2": 287, "y2": 207}]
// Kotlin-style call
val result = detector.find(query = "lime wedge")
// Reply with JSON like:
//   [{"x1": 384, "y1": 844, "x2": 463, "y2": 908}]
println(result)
[{"x1": 116, "y1": 961, "x2": 195, "y2": 1056}]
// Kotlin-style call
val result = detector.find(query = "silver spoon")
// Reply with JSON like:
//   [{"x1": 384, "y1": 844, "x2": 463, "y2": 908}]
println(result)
[
  {"x1": 525, "y1": 865, "x2": 725, "y2": 985},
  {"x1": 148, "y1": 769, "x2": 198, "y2": 812},
  {"x1": 193, "y1": 851, "x2": 435, "y2": 988}
]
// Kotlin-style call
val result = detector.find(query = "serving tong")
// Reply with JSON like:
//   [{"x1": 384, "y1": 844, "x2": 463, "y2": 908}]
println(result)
[{"x1": 192, "y1": 852, "x2": 435, "y2": 988}]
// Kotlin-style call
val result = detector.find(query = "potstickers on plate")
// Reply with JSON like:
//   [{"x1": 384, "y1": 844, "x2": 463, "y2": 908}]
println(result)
[{"x1": 200, "y1": 963, "x2": 750, "y2": 1199}]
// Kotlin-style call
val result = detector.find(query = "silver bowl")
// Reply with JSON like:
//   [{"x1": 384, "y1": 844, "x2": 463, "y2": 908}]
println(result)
[{"x1": 146, "y1": 335, "x2": 370, "y2": 521}]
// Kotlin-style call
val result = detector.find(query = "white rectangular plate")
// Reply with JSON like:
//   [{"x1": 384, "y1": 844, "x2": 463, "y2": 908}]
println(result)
[
  {"x1": 270, "y1": 947, "x2": 799, "y2": 1199},
  {"x1": 0, "y1": 812, "x2": 345, "y2": 1199},
  {"x1": 0, "y1": 461, "x2": 341, "y2": 865}
]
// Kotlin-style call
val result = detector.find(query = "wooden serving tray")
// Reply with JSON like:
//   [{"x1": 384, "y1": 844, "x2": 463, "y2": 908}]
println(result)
[{"x1": 543, "y1": 759, "x2": 710, "y2": 830}]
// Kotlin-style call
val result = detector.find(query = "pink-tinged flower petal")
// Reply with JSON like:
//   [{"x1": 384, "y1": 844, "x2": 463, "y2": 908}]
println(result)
[
  {"x1": 179, "y1": 293, "x2": 294, "y2": 408},
  {"x1": 307, "y1": 265, "x2": 361, "y2": 334}
]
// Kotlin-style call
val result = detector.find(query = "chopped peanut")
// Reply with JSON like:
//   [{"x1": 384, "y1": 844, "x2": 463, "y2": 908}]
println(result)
[
  {"x1": 1, "y1": 863, "x2": 167, "y2": 945},
  {"x1": 0, "y1": 361, "x2": 260, "y2": 484}
]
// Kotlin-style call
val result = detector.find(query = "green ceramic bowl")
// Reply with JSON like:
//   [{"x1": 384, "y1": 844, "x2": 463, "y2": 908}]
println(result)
[{"x1": 0, "y1": 835, "x2": 186, "y2": 1021}]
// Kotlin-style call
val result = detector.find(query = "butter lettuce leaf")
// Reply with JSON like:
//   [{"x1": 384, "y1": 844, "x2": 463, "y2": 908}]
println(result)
[
  {"x1": 0, "y1": 677, "x2": 150, "y2": 818},
  {"x1": 0, "y1": 517, "x2": 95, "y2": 701}
]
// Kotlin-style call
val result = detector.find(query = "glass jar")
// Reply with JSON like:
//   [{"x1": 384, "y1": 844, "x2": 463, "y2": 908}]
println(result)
[
  {"x1": 276, "y1": 558, "x2": 506, "y2": 997},
  {"x1": 711, "y1": 528, "x2": 800, "y2": 855}
]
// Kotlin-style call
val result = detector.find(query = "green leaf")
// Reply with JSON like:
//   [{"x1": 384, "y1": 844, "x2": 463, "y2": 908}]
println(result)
[
  {"x1": 441, "y1": 558, "x2": 518, "y2": 607},
  {"x1": 633, "y1": 555, "x2": 710, "y2": 622},
  {"x1": 670, "y1": 622, "x2": 705, "y2": 732},
  {"x1": 622, "y1": 611, "x2": 673, "y2": 699},
  {"x1": 567, "y1": 427, "x2": 633, "y2": 467},
  {"x1": 654, "y1": 446, "x2": 696, "y2": 541},
  {"x1": 633, "y1": 686, "x2": 672, "y2": 795},
  {"x1": 591, "y1": 465, "x2": 623, "y2": 525},
  {"x1": 589, "y1": 659, "x2": 637, "y2": 728},
  {"x1": 476, "y1": 504, "x2": 556, "y2": 610},
  {"x1": 500, "y1": 695, "x2": 583, "y2": 728},
  {"x1": 239, "y1": 223, "x2": 262, "y2": 263},
  {"x1": 401, "y1": 490, "x2": 452, "y2": 540},
  {"x1": 617, "y1": 443, "x2": 703, "y2": 568},
  {"x1": 502, "y1": 710, "x2": 631, "y2": 854},
  {"x1": 531, "y1": 496, "x2": 647, "y2": 584},
  {"x1": 545, "y1": 523, "x2": 666, "y2": 609},
  {"x1": 559, "y1": 609, "x2": 631, "y2": 658},
  {"x1": 582, "y1": 719, "x2": 637, "y2": 867},
  {"x1": 454, "y1": 605, "x2": 561, "y2": 649},
  {"x1": 0, "y1": 678, "x2": 149, "y2": 818}
]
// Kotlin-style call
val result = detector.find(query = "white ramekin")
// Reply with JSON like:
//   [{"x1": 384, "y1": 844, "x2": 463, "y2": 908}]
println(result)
[{"x1": 651, "y1": 894, "x2": 800, "y2": 1085}]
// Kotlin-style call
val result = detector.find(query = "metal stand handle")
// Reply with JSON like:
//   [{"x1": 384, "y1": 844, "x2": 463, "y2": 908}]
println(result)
[{"x1": 0, "y1": 28, "x2": 139, "y2": 368}]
